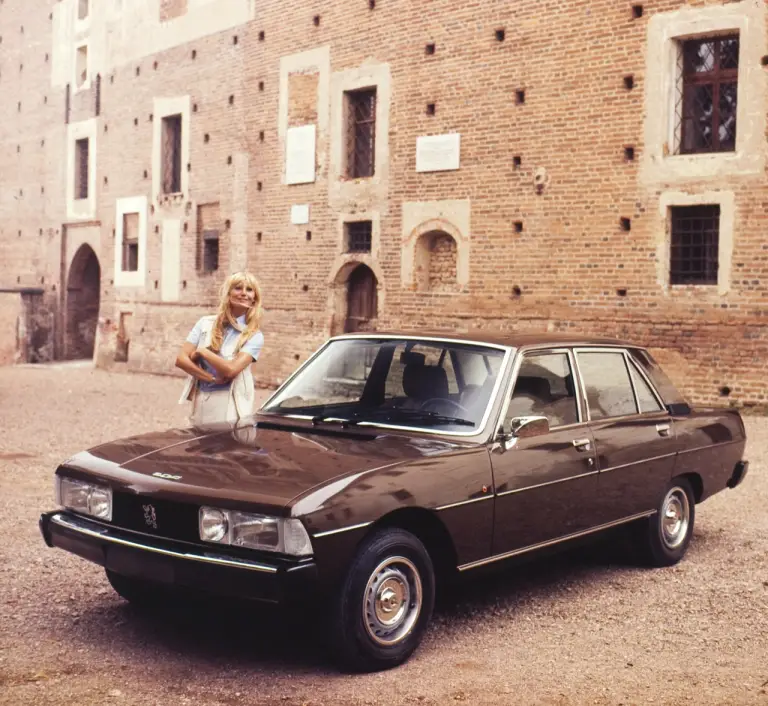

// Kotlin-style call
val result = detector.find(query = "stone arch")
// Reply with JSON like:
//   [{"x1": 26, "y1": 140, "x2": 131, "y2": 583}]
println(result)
[
  {"x1": 328, "y1": 257, "x2": 383, "y2": 336},
  {"x1": 402, "y1": 217, "x2": 469, "y2": 292},
  {"x1": 65, "y1": 244, "x2": 100, "y2": 360}
]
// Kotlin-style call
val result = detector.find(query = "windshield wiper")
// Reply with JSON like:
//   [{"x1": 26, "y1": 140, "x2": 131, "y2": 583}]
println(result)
[
  {"x1": 387, "y1": 409, "x2": 476, "y2": 427},
  {"x1": 311, "y1": 414, "x2": 361, "y2": 428}
]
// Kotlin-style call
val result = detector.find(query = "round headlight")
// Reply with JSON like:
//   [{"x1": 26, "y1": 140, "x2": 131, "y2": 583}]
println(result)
[
  {"x1": 200, "y1": 508, "x2": 228, "y2": 542},
  {"x1": 88, "y1": 487, "x2": 112, "y2": 520}
]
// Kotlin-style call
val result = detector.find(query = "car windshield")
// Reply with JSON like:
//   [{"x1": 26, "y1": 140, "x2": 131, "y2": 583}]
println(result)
[{"x1": 261, "y1": 338, "x2": 510, "y2": 433}]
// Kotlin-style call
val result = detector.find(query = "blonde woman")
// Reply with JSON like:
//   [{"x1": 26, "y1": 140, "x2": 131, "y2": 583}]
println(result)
[{"x1": 175, "y1": 271, "x2": 264, "y2": 425}]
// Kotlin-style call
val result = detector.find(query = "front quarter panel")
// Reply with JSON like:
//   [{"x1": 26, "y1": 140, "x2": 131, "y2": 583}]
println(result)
[{"x1": 297, "y1": 446, "x2": 495, "y2": 585}]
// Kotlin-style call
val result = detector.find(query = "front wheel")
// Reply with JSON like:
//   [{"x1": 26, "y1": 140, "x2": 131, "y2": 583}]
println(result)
[
  {"x1": 637, "y1": 478, "x2": 696, "y2": 567},
  {"x1": 331, "y1": 528, "x2": 435, "y2": 672}
]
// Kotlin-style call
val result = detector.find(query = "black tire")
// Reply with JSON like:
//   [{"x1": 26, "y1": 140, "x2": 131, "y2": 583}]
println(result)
[
  {"x1": 330, "y1": 528, "x2": 435, "y2": 672},
  {"x1": 636, "y1": 478, "x2": 696, "y2": 567},
  {"x1": 105, "y1": 569, "x2": 172, "y2": 609}
]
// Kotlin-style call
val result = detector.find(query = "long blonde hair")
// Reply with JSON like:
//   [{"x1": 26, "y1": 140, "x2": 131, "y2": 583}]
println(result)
[{"x1": 210, "y1": 271, "x2": 263, "y2": 353}]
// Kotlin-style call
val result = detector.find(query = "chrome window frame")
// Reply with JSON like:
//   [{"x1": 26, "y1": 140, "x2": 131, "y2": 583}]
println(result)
[
  {"x1": 573, "y1": 347, "x2": 668, "y2": 423},
  {"x1": 258, "y1": 334, "x2": 515, "y2": 439},
  {"x1": 495, "y1": 347, "x2": 587, "y2": 436}
]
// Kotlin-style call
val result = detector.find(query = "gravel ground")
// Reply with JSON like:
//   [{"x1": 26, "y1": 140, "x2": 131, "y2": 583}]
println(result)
[{"x1": 0, "y1": 363, "x2": 766, "y2": 706}]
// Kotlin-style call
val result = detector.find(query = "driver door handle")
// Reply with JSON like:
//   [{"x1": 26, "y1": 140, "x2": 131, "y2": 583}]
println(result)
[{"x1": 572, "y1": 438, "x2": 592, "y2": 452}]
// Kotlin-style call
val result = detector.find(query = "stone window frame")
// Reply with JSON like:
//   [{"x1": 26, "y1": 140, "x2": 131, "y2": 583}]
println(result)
[
  {"x1": 656, "y1": 190, "x2": 734, "y2": 297},
  {"x1": 114, "y1": 196, "x2": 149, "y2": 288},
  {"x1": 66, "y1": 119, "x2": 97, "y2": 221},
  {"x1": 640, "y1": 1, "x2": 766, "y2": 185},
  {"x1": 400, "y1": 200, "x2": 471, "y2": 292},
  {"x1": 152, "y1": 96, "x2": 191, "y2": 208},
  {"x1": 329, "y1": 62, "x2": 391, "y2": 206}
]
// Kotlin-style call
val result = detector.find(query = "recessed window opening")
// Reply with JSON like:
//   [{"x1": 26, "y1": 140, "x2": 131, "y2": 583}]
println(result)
[
  {"x1": 202, "y1": 229, "x2": 219, "y2": 273},
  {"x1": 161, "y1": 114, "x2": 182, "y2": 194},
  {"x1": 74, "y1": 138, "x2": 89, "y2": 200},
  {"x1": 76, "y1": 45, "x2": 88, "y2": 88},
  {"x1": 670, "y1": 205, "x2": 720, "y2": 285},
  {"x1": 676, "y1": 35, "x2": 739, "y2": 154},
  {"x1": 345, "y1": 221, "x2": 373, "y2": 253},
  {"x1": 122, "y1": 213, "x2": 139, "y2": 272},
  {"x1": 345, "y1": 87, "x2": 377, "y2": 178},
  {"x1": 78, "y1": 0, "x2": 89, "y2": 21}
]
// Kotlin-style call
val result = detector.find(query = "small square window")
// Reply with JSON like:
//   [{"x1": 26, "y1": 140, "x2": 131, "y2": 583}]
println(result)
[
  {"x1": 670, "y1": 205, "x2": 720, "y2": 285},
  {"x1": 345, "y1": 221, "x2": 372, "y2": 253}
]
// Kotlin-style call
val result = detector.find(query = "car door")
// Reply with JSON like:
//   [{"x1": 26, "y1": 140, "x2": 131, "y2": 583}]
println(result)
[
  {"x1": 489, "y1": 349, "x2": 599, "y2": 557},
  {"x1": 574, "y1": 348, "x2": 679, "y2": 524}
]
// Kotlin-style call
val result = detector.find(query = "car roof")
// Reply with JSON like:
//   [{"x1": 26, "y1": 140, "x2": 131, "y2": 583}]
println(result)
[{"x1": 334, "y1": 330, "x2": 633, "y2": 349}]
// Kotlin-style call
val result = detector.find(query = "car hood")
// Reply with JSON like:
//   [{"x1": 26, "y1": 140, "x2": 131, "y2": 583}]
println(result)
[{"x1": 63, "y1": 418, "x2": 464, "y2": 513}]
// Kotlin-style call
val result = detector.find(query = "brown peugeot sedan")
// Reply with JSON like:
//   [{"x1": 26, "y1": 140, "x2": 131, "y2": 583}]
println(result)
[{"x1": 40, "y1": 333, "x2": 749, "y2": 671}]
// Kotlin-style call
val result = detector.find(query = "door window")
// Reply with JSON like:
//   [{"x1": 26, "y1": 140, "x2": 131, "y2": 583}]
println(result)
[
  {"x1": 577, "y1": 352, "x2": 637, "y2": 420},
  {"x1": 629, "y1": 361, "x2": 664, "y2": 413},
  {"x1": 505, "y1": 352, "x2": 579, "y2": 428}
]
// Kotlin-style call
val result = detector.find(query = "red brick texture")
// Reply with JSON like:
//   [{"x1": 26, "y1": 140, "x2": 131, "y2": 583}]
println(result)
[{"x1": 0, "y1": 0, "x2": 766, "y2": 409}]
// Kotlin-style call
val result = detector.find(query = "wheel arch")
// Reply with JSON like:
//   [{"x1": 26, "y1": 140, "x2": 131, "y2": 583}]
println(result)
[
  {"x1": 367, "y1": 507, "x2": 458, "y2": 583},
  {"x1": 674, "y1": 472, "x2": 703, "y2": 503}
]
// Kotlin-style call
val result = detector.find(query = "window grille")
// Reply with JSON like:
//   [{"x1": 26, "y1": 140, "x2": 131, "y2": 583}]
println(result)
[
  {"x1": 345, "y1": 221, "x2": 372, "y2": 253},
  {"x1": 161, "y1": 114, "x2": 182, "y2": 193},
  {"x1": 670, "y1": 205, "x2": 719, "y2": 285},
  {"x1": 675, "y1": 35, "x2": 738, "y2": 154},
  {"x1": 346, "y1": 88, "x2": 376, "y2": 178}
]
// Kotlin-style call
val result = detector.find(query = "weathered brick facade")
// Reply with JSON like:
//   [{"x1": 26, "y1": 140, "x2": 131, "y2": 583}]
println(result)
[{"x1": 0, "y1": 0, "x2": 766, "y2": 407}]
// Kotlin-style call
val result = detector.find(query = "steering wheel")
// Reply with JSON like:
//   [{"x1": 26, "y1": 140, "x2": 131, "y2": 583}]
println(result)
[{"x1": 418, "y1": 398, "x2": 471, "y2": 417}]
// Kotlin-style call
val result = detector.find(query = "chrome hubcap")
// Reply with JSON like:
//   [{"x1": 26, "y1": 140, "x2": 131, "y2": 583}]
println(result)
[
  {"x1": 363, "y1": 556, "x2": 422, "y2": 646},
  {"x1": 661, "y1": 487, "x2": 690, "y2": 549}
]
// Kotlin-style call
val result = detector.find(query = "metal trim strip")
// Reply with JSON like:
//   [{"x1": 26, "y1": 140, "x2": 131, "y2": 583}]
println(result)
[
  {"x1": 50, "y1": 513, "x2": 279, "y2": 574},
  {"x1": 434, "y1": 495, "x2": 493, "y2": 512},
  {"x1": 598, "y1": 451, "x2": 678, "y2": 475},
  {"x1": 457, "y1": 510, "x2": 656, "y2": 571},
  {"x1": 312, "y1": 521, "x2": 373, "y2": 538},
  {"x1": 496, "y1": 469, "x2": 600, "y2": 497}
]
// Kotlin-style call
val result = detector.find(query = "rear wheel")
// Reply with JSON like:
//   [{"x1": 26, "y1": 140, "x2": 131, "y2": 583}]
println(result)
[
  {"x1": 637, "y1": 478, "x2": 695, "y2": 567},
  {"x1": 331, "y1": 528, "x2": 435, "y2": 672}
]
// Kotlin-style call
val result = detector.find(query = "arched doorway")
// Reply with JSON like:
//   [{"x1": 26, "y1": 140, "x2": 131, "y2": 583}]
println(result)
[
  {"x1": 66, "y1": 244, "x2": 101, "y2": 359},
  {"x1": 345, "y1": 264, "x2": 378, "y2": 333}
]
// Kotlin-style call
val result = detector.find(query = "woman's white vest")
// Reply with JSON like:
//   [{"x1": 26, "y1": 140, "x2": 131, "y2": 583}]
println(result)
[{"x1": 178, "y1": 315, "x2": 255, "y2": 419}]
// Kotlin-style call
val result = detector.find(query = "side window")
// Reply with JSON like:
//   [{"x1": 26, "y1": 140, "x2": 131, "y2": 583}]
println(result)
[
  {"x1": 629, "y1": 361, "x2": 664, "y2": 413},
  {"x1": 506, "y1": 352, "x2": 579, "y2": 429},
  {"x1": 577, "y1": 352, "x2": 637, "y2": 420}
]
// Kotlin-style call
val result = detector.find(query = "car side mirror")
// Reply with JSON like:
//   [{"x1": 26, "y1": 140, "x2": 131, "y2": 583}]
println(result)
[
  {"x1": 510, "y1": 415, "x2": 549, "y2": 438},
  {"x1": 498, "y1": 415, "x2": 550, "y2": 451}
]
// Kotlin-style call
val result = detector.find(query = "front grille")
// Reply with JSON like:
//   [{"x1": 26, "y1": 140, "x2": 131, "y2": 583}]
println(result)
[{"x1": 111, "y1": 492, "x2": 200, "y2": 543}]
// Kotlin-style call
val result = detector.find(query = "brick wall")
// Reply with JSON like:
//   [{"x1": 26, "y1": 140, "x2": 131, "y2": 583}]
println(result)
[{"x1": 1, "y1": 0, "x2": 766, "y2": 409}]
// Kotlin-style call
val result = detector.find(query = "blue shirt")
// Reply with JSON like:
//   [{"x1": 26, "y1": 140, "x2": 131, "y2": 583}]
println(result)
[{"x1": 186, "y1": 315, "x2": 264, "y2": 392}]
